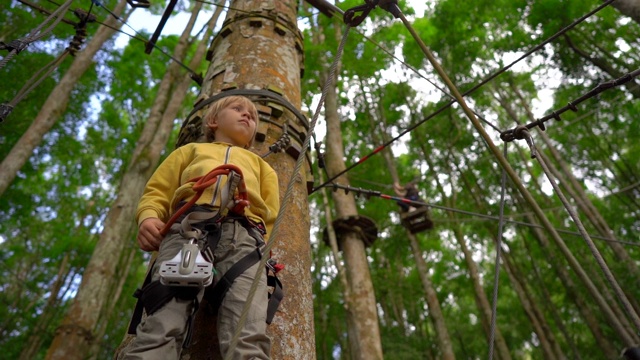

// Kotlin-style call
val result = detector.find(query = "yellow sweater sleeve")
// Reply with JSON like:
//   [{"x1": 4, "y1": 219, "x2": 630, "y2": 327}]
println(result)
[
  {"x1": 260, "y1": 166, "x2": 280, "y2": 242},
  {"x1": 136, "y1": 148, "x2": 187, "y2": 225}
]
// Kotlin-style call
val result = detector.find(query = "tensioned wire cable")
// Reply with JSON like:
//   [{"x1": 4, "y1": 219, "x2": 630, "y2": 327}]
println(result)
[
  {"x1": 91, "y1": 0, "x2": 199, "y2": 77},
  {"x1": 0, "y1": 0, "x2": 74, "y2": 70},
  {"x1": 311, "y1": 0, "x2": 618, "y2": 194},
  {"x1": 323, "y1": 181, "x2": 640, "y2": 246},
  {"x1": 222, "y1": 23, "x2": 354, "y2": 360}
]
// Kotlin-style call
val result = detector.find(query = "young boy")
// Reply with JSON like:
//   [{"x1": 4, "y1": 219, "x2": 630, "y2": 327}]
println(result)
[{"x1": 122, "y1": 95, "x2": 279, "y2": 360}]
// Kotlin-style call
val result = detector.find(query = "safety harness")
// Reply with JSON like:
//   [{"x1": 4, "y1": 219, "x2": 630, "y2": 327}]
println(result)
[{"x1": 127, "y1": 164, "x2": 284, "y2": 347}]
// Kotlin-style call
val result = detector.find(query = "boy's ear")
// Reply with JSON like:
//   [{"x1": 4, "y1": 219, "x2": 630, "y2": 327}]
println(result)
[{"x1": 207, "y1": 116, "x2": 218, "y2": 130}]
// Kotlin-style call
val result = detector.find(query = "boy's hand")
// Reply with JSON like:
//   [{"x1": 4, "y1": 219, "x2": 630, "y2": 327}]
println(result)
[{"x1": 137, "y1": 218, "x2": 165, "y2": 251}]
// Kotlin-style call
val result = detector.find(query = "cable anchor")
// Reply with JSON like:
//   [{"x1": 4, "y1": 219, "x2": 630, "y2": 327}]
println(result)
[
  {"x1": 344, "y1": 0, "x2": 379, "y2": 27},
  {"x1": 514, "y1": 125, "x2": 537, "y2": 159},
  {"x1": 378, "y1": 0, "x2": 401, "y2": 18}
]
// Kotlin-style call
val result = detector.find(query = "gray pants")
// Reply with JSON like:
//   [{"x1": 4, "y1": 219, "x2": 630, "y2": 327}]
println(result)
[{"x1": 121, "y1": 220, "x2": 271, "y2": 360}]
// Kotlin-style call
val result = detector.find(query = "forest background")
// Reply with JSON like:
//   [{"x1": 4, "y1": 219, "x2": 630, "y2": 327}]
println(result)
[{"x1": 1, "y1": 0, "x2": 639, "y2": 359}]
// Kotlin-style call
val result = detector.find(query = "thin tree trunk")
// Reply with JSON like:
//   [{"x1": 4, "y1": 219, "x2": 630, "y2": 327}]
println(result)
[
  {"x1": 362, "y1": 90, "x2": 454, "y2": 358},
  {"x1": 500, "y1": 249, "x2": 561, "y2": 359},
  {"x1": 563, "y1": 34, "x2": 640, "y2": 99},
  {"x1": 453, "y1": 155, "x2": 620, "y2": 358},
  {"x1": 324, "y1": 80, "x2": 384, "y2": 360},
  {"x1": 46, "y1": 3, "x2": 206, "y2": 358},
  {"x1": 523, "y1": 237, "x2": 583, "y2": 360},
  {"x1": 315, "y1": 19, "x2": 383, "y2": 360},
  {"x1": 406, "y1": 231, "x2": 456, "y2": 360},
  {"x1": 319, "y1": 169, "x2": 357, "y2": 359},
  {"x1": 424, "y1": 144, "x2": 511, "y2": 360},
  {"x1": 515, "y1": 199, "x2": 624, "y2": 358},
  {"x1": 0, "y1": 0, "x2": 129, "y2": 197},
  {"x1": 19, "y1": 254, "x2": 71, "y2": 360}
]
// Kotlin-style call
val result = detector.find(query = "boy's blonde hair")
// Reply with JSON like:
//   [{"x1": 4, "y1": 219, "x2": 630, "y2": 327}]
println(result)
[{"x1": 202, "y1": 95, "x2": 260, "y2": 148}]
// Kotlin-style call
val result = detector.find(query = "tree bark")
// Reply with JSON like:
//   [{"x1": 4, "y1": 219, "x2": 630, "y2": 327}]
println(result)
[
  {"x1": 0, "y1": 0, "x2": 129, "y2": 197},
  {"x1": 46, "y1": 3, "x2": 207, "y2": 359},
  {"x1": 19, "y1": 254, "x2": 70, "y2": 360},
  {"x1": 500, "y1": 249, "x2": 562, "y2": 359},
  {"x1": 607, "y1": 0, "x2": 640, "y2": 25},
  {"x1": 176, "y1": 1, "x2": 314, "y2": 358},
  {"x1": 361, "y1": 85, "x2": 455, "y2": 359}
]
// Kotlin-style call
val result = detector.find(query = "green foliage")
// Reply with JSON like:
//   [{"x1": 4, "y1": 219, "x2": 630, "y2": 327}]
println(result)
[{"x1": 2, "y1": 0, "x2": 639, "y2": 358}]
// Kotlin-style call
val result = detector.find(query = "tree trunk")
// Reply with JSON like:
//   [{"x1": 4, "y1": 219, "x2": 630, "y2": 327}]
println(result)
[
  {"x1": 46, "y1": 3, "x2": 207, "y2": 359},
  {"x1": 312, "y1": 17, "x2": 383, "y2": 360},
  {"x1": 19, "y1": 254, "x2": 70, "y2": 360},
  {"x1": 563, "y1": 34, "x2": 640, "y2": 99},
  {"x1": 452, "y1": 152, "x2": 620, "y2": 358},
  {"x1": 0, "y1": 0, "x2": 129, "y2": 197},
  {"x1": 406, "y1": 232, "x2": 456, "y2": 360},
  {"x1": 516, "y1": 200, "x2": 623, "y2": 358},
  {"x1": 424, "y1": 146, "x2": 511, "y2": 360},
  {"x1": 362, "y1": 88, "x2": 455, "y2": 359},
  {"x1": 607, "y1": 0, "x2": 640, "y2": 26},
  {"x1": 177, "y1": 1, "x2": 314, "y2": 358},
  {"x1": 523, "y1": 238, "x2": 583, "y2": 360},
  {"x1": 500, "y1": 249, "x2": 562, "y2": 359}
]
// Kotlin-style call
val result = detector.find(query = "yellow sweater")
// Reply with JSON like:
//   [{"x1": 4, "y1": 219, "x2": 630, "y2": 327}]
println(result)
[{"x1": 136, "y1": 142, "x2": 280, "y2": 241}]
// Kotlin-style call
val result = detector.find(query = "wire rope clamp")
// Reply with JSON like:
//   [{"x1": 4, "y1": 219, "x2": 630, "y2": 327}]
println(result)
[
  {"x1": 0, "y1": 39, "x2": 29, "y2": 54},
  {"x1": 159, "y1": 239, "x2": 214, "y2": 287}
]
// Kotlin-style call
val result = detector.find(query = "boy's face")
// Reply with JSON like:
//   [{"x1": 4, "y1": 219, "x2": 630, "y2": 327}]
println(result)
[{"x1": 208, "y1": 100, "x2": 257, "y2": 148}]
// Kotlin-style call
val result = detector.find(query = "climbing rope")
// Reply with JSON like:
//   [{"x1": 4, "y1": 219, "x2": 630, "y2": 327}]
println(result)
[
  {"x1": 223, "y1": 22, "x2": 353, "y2": 360},
  {"x1": 0, "y1": 0, "x2": 73, "y2": 71},
  {"x1": 515, "y1": 127, "x2": 640, "y2": 334},
  {"x1": 159, "y1": 164, "x2": 249, "y2": 237}
]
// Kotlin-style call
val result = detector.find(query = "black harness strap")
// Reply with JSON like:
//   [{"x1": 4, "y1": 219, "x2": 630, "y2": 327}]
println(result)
[
  {"x1": 127, "y1": 208, "x2": 284, "y2": 341},
  {"x1": 266, "y1": 274, "x2": 283, "y2": 324},
  {"x1": 127, "y1": 271, "x2": 200, "y2": 335},
  {"x1": 203, "y1": 248, "x2": 283, "y2": 324},
  {"x1": 205, "y1": 249, "x2": 262, "y2": 310}
]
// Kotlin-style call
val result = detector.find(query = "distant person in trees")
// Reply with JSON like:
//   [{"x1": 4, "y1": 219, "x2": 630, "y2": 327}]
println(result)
[
  {"x1": 394, "y1": 181, "x2": 421, "y2": 212},
  {"x1": 121, "y1": 95, "x2": 279, "y2": 360}
]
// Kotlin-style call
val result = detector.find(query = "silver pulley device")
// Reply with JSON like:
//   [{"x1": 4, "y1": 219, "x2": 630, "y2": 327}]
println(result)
[{"x1": 159, "y1": 238, "x2": 214, "y2": 287}]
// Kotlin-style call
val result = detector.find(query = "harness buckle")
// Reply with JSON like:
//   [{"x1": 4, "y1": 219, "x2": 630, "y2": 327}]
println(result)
[{"x1": 159, "y1": 239, "x2": 215, "y2": 287}]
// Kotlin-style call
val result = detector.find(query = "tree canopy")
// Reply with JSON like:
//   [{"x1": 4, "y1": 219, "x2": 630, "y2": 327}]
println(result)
[{"x1": 1, "y1": 0, "x2": 639, "y2": 358}]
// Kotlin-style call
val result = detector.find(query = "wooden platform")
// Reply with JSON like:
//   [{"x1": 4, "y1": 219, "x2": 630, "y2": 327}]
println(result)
[{"x1": 400, "y1": 207, "x2": 433, "y2": 234}]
